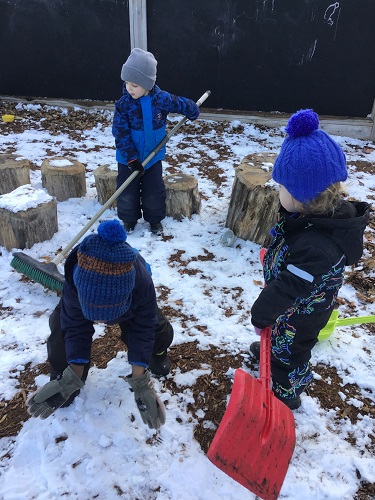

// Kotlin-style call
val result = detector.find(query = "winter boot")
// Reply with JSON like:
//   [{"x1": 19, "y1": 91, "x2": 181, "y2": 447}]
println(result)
[
  {"x1": 150, "y1": 222, "x2": 163, "y2": 235},
  {"x1": 249, "y1": 341, "x2": 260, "y2": 361},
  {"x1": 274, "y1": 392, "x2": 301, "y2": 410},
  {"x1": 149, "y1": 351, "x2": 170, "y2": 376},
  {"x1": 124, "y1": 221, "x2": 137, "y2": 233}
]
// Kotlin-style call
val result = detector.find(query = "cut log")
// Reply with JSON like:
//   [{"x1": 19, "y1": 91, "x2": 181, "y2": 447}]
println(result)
[
  {"x1": 164, "y1": 173, "x2": 201, "y2": 220},
  {"x1": 0, "y1": 153, "x2": 30, "y2": 195},
  {"x1": 93, "y1": 164, "x2": 117, "y2": 207},
  {"x1": 225, "y1": 153, "x2": 279, "y2": 246},
  {"x1": 41, "y1": 157, "x2": 86, "y2": 201},
  {"x1": 0, "y1": 185, "x2": 58, "y2": 250}
]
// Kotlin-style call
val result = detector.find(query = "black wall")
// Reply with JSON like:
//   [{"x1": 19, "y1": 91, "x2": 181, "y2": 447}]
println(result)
[
  {"x1": 148, "y1": 0, "x2": 375, "y2": 117},
  {"x1": 0, "y1": 0, "x2": 130, "y2": 101},
  {"x1": 0, "y1": 0, "x2": 374, "y2": 117}
]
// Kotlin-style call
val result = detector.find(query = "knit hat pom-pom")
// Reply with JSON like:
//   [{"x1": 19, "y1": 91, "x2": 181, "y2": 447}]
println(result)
[
  {"x1": 97, "y1": 220, "x2": 127, "y2": 244},
  {"x1": 285, "y1": 109, "x2": 319, "y2": 138}
]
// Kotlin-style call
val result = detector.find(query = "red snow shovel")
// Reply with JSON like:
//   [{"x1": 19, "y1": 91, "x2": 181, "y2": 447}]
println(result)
[{"x1": 207, "y1": 327, "x2": 296, "y2": 500}]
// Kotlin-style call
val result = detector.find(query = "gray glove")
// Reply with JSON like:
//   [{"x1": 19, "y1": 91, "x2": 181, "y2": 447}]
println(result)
[
  {"x1": 27, "y1": 366, "x2": 85, "y2": 419},
  {"x1": 126, "y1": 371, "x2": 166, "y2": 430}
]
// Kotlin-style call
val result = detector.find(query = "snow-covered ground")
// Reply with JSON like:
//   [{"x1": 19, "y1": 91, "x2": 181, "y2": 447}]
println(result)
[{"x1": 0, "y1": 103, "x2": 374, "y2": 499}]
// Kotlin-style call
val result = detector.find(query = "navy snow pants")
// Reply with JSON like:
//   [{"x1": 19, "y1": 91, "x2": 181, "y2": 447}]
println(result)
[{"x1": 116, "y1": 160, "x2": 166, "y2": 225}]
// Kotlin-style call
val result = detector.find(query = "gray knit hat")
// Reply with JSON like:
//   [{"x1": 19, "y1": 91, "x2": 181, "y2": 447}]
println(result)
[{"x1": 120, "y1": 48, "x2": 157, "y2": 90}]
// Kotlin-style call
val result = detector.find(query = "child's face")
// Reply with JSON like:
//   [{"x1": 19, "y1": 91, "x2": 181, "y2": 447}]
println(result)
[
  {"x1": 126, "y1": 82, "x2": 149, "y2": 99},
  {"x1": 279, "y1": 185, "x2": 298, "y2": 212}
]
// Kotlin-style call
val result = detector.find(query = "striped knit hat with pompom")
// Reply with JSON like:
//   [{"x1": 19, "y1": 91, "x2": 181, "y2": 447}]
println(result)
[
  {"x1": 73, "y1": 220, "x2": 137, "y2": 322},
  {"x1": 272, "y1": 109, "x2": 347, "y2": 203}
]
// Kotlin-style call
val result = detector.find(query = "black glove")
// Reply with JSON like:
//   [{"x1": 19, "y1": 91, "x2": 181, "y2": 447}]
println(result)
[
  {"x1": 128, "y1": 158, "x2": 144, "y2": 176},
  {"x1": 27, "y1": 366, "x2": 85, "y2": 419},
  {"x1": 126, "y1": 371, "x2": 166, "y2": 429}
]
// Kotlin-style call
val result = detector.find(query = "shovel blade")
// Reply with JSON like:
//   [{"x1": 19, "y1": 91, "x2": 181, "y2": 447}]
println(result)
[{"x1": 207, "y1": 369, "x2": 296, "y2": 500}]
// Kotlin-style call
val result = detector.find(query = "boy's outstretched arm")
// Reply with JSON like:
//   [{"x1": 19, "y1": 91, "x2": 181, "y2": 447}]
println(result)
[{"x1": 169, "y1": 93, "x2": 200, "y2": 121}]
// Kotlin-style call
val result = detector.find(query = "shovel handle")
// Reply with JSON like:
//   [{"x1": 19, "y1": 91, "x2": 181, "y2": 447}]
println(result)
[
  {"x1": 336, "y1": 315, "x2": 375, "y2": 327},
  {"x1": 51, "y1": 169, "x2": 139, "y2": 265},
  {"x1": 260, "y1": 327, "x2": 273, "y2": 435},
  {"x1": 51, "y1": 90, "x2": 211, "y2": 265},
  {"x1": 260, "y1": 327, "x2": 272, "y2": 390}
]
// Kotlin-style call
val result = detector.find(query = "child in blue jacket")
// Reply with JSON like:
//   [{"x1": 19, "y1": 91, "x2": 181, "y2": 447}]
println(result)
[
  {"x1": 27, "y1": 220, "x2": 173, "y2": 430},
  {"x1": 112, "y1": 48, "x2": 200, "y2": 234}
]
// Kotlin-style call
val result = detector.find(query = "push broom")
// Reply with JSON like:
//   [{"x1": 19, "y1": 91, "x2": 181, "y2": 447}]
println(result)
[{"x1": 11, "y1": 90, "x2": 211, "y2": 293}]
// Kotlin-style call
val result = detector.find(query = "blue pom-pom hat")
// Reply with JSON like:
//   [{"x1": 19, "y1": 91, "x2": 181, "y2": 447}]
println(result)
[
  {"x1": 272, "y1": 109, "x2": 347, "y2": 203},
  {"x1": 73, "y1": 219, "x2": 137, "y2": 322}
]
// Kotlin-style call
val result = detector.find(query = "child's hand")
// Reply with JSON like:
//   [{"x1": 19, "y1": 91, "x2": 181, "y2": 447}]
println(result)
[
  {"x1": 128, "y1": 159, "x2": 144, "y2": 176},
  {"x1": 27, "y1": 366, "x2": 84, "y2": 419},
  {"x1": 187, "y1": 105, "x2": 200, "y2": 121},
  {"x1": 254, "y1": 326, "x2": 262, "y2": 336},
  {"x1": 126, "y1": 371, "x2": 166, "y2": 429}
]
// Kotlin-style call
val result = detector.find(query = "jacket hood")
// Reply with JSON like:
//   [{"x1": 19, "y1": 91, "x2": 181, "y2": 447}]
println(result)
[{"x1": 284, "y1": 200, "x2": 370, "y2": 265}]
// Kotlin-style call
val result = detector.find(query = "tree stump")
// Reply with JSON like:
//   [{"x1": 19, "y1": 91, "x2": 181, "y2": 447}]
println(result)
[
  {"x1": 0, "y1": 153, "x2": 31, "y2": 195},
  {"x1": 93, "y1": 164, "x2": 117, "y2": 207},
  {"x1": 41, "y1": 157, "x2": 86, "y2": 201},
  {"x1": 225, "y1": 153, "x2": 279, "y2": 246},
  {"x1": 0, "y1": 185, "x2": 58, "y2": 250},
  {"x1": 164, "y1": 174, "x2": 201, "y2": 220}
]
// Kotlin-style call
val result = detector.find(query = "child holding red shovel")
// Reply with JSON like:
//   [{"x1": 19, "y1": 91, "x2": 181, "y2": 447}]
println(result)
[{"x1": 250, "y1": 109, "x2": 370, "y2": 410}]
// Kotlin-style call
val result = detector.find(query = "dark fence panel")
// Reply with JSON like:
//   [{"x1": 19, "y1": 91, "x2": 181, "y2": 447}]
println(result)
[
  {"x1": 0, "y1": 1, "x2": 374, "y2": 117},
  {"x1": 148, "y1": 0, "x2": 375, "y2": 117},
  {"x1": 0, "y1": 0, "x2": 130, "y2": 101}
]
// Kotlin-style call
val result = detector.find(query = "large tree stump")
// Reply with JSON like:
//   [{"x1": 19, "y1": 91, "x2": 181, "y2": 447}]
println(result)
[
  {"x1": 93, "y1": 164, "x2": 117, "y2": 207},
  {"x1": 0, "y1": 153, "x2": 30, "y2": 195},
  {"x1": 225, "y1": 153, "x2": 279, "y2": 246},
  {"x1": 0, "y1": 185, "x2": 58, "y2": 250},
  {"x1": 164, "y1": 174, "x2": 201, "y2": 220},
  {"x1": 41, "y1": 157, "x2": 86, "y2": 201}
]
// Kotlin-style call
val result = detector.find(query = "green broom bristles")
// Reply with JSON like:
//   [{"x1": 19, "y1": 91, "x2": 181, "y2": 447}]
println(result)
[{"x1": 11, "y1": 252, "x2": 65, "y2": 293}]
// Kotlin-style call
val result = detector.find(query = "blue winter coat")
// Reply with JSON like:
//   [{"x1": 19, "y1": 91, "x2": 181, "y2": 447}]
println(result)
[
  {"x1": 112, "y1": 84, "x2": 199, "y2": 169},
  {"x1": 60, "y1": 246, "x2": 159, "y2": 368}
]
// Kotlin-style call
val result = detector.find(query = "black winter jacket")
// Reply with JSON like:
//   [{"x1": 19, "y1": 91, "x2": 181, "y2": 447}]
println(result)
[
  {"x1": 60, "y1": 247, "x2": 159, "y2": 368},
  {"x1": 251, "y1": 201, "x2": 370, "y2": 344}
]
